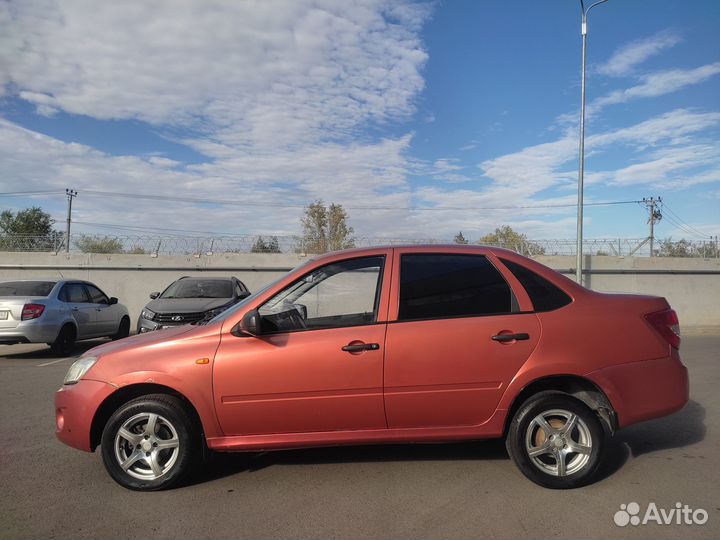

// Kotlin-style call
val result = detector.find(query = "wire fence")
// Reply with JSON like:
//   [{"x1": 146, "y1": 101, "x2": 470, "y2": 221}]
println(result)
[{"x1": 1, "y1": 234, "x2": 718, "y2": 258}]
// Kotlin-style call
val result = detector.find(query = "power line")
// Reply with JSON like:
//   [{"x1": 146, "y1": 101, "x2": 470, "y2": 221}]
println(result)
[
  {"x1": 660, "y1": 213, "x2": 710, "y2": 240},
  {"x1": 0, "y1": 190, "x2": 65, "y2": 197},
  {"x1": 661, "y1": 202, "x2": 711, "y2": 239},
  {"x1": 78, "y1": 189, "x2": 642, "y2": 212}
]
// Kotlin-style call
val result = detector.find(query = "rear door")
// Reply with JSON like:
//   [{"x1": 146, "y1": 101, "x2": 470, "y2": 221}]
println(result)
[
  {"x1": 384, "y1": 251, "x2": 540, "y2": 428},
  {"x1": 58, "y1": 282, "x2": 96, "y2": 338}
]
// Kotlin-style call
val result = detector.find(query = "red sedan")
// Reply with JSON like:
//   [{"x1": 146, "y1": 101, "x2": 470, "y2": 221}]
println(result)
[{"x1": 56, "y1": 245, "x2": 688, "y2": 490}]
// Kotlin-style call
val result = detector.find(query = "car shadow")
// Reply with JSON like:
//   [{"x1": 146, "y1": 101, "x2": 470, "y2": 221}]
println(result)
[
  {"x1": 187, "y1": 399, "x2": 706, "y2": 488},
  {"x1": 594, "y1": 399, "x2": 706, "y2": 482},
  {"x1": 0, "y1": 339, "x2": 107, "y2": 359}
]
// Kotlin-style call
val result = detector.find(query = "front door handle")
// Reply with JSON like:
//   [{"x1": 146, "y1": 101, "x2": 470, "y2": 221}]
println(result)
[
  {"x1": 492, "y1": 333, "x2": 530, "y2": 343},
  {"x1": 342, "y1": 342, "x2": 380, "y2": 353}
]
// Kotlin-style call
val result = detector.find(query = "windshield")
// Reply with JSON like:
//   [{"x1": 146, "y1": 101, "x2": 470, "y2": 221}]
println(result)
[
  {"x1": 161, "y1": 279, "x2": 233, "y2": 299},
  {"x1": 0, "y1": 281, "x2": 56, "y2": 297}
]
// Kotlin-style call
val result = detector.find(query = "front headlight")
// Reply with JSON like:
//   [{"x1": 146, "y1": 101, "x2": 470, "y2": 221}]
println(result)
[
  {"x1": 141, "y1": 308, "x2": 156, "y2": 321},
  {"x1": 64, "y1": 356, "x2": 99, "y2": 385}
]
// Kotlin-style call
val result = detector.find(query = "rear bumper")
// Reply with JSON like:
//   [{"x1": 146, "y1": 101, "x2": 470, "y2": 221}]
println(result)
[
  {"x1": 587, "y1": 350, "x2": 689, "y2": 429},
  {"x1": 0, "y1": 321, "x2": 59, "y2": 344},
  {"x1": 55, "y1": 379, "x2": 116, "y2": 452}
]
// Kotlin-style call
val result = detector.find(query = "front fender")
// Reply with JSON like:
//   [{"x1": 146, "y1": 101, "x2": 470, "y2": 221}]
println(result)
[{"x1": 108, "y1": 370, "x2": 224, "y2": 439}]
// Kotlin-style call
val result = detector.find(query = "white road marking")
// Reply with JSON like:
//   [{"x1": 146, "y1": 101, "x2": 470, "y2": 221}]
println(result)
[{"x1": 37, "y1": 357, "x2": 74, "y2": 367}]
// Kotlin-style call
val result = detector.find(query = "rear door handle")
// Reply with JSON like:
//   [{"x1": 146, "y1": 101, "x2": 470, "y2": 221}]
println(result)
[
  {"x1": 71, "y1": 307, "x2": 79, "y2": 312},
  {"x1": 342, "y1": 343, "x2": 380, "y2": 353},
  {"x1": 492, "y1": 333, "x2": 530, "y2": 342}
]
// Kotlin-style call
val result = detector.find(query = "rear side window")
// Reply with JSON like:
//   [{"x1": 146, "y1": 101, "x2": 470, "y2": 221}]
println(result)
[
  {"x1": 398, "y1": 254, "x2": 512, "y2": 321},
  {"x1": 500, "y1": 258, "x2": 572, "y2": 312},
  {"x1": 59, "y1": 283, "x2": 89, "y2": 303}
]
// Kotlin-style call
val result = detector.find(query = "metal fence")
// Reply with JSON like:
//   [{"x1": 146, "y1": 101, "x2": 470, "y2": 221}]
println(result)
[{"x1": 1, "y1": 234, "x2": 718, "y2": 258}]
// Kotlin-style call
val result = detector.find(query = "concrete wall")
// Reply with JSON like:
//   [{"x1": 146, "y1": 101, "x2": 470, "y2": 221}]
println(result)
[{"x1": 0, "y1": 251, "x2": 718, "y2": 329}]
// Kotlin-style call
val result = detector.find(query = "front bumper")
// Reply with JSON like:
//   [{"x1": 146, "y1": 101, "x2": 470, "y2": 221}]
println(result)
[
  {"x1": 55, "y1": 379, "x2": 116, "y2": 452},
  {"x1": 587, "y1": 350, "x2": 689, "y2": 429}
]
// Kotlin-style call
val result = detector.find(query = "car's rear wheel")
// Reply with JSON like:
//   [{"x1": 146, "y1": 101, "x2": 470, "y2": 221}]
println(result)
[
  {"x1": 49, "y1": 324, "x2": 76, "y2": 356},
  {"x1": 112, "y1": 316, "x2": 130, "y2": 340},
  {"x1": 100, "y1": 394, "x2": 199, "y2": 491},
  {"x1": 506, "y1": 392, "x2": 605, "y2": 489}
]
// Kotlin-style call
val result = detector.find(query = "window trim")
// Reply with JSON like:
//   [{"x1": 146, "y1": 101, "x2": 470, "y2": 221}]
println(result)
[
  {"x1": 395, "y1": 253, "x2": 518, "y2": 323},
  {"x1": 255, "y1": 255, "x2": 387, "y2": 336}
]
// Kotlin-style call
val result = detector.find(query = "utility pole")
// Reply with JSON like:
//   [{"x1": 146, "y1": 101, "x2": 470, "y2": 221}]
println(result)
[
  {"x1": 65, "y1": 189, "x2": 77, "y2": 254},
  {"x1": 641, "y1": 196, "x2": 662, "y2": 257},
  {"x1": 576, "y1": 0, "x2": 609, "y2": 285}
]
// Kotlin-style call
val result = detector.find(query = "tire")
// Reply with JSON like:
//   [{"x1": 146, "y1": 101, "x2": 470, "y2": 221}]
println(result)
[
  {"x1": 100, "y1": 394, "x2": 200, "y2": 491},
  {"x1": 49, "y1": 324, "x2": 76, "y2": 356},
  {"x1": 506, "y1": 391, "x2": 605, "y2": 489},
  {"x1": 112, "y1": 316, "x2": 130, "y2": 340}
]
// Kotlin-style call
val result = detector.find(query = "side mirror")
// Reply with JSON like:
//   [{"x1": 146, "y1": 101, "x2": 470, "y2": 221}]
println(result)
[
  {"x1": 238, "y1": 309, "x2": 261, "y2": 336},
  {"x1": 238, "y1": 291, "x2": 251, "y2": 299},
  {"x1": 149, "y1": 292, "x2": 160, "y2": 299},
  {"x1": 109, "y1": 297, "x2": 118, "y2": 305}
]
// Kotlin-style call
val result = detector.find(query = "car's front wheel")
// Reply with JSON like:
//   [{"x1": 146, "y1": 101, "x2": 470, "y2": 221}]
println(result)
[
  {"x1": 506, "y1": 392, "x2": 605, "y2": 489},
  {"x1": 100, "y1": 394, "x2": 200, "y2": 491}
]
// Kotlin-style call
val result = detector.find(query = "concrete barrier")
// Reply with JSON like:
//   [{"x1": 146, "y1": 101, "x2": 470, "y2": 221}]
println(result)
[{"x1": 0, "y1": 251, "x2": 717, "y2": 330}]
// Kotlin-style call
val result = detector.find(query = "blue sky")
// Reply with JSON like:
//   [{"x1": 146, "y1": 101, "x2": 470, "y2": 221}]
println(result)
[{"x1": 0, "y1": 0, "x2": 718, "y2": 241}]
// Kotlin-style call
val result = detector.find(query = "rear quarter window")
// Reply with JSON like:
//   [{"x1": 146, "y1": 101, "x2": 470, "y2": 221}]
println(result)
[{"x1": 500, "y1": 258, "x2": 572, "y2": 312}]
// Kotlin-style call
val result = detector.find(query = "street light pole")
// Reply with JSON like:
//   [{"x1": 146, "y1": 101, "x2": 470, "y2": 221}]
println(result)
[{"x1": 576, "y1": 0, "x2": 608, "y2": 285}]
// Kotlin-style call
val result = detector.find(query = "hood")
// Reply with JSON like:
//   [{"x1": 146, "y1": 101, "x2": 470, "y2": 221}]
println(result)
[
  {"x1": 84, "y1": 324, "x2": 197, "y2": 357},
  {"x1": 146, "y1": 297, "x2": 234, "y2": 313}
]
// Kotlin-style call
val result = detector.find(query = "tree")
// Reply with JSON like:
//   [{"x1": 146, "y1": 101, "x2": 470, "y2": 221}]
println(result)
[
  {"x1": 656, "y1": 238, "x2": 719, "y2": 258},
  {"x1": 453, "y1": 231, "x2": 469, "y2": 245},
  {"x1": 478, "y1": 225, "x2": 545, "y2": 256},
  {"x1": 0, "y1": 206, "x2": 62, "y2": 251},
  {"x1": 75, "y1": 235, "x2": 124, "y2": 254},
  {"x1": 299, "y1": 201, "x2": 354, "y2": 253},
  {"x1": 251, "y1": 235, "x2": 281, "y2": 253}
]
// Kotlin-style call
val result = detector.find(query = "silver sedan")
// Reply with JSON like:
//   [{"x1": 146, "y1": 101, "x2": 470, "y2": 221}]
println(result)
[{"x1": 0, "y1": 279, "x2": 130, "y2": 355}]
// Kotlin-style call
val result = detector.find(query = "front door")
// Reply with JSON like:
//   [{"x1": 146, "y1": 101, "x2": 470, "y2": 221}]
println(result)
[
  {"x1": 84, "y1": 283, "x2": 117, "y2": 336},
  {"x1": 384, "y1": 253, "x2": 541, "y2": 428},
  {"x1": 213, "y1": 254, "x2": 390, "y2": 435}
]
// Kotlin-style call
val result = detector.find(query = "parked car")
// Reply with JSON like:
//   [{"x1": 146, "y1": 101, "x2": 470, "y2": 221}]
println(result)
[
  {"x1": 137, "y1": 276, "x2": 250, "y2": 333},
  {"x1": 0, "y1": 279, "x2": 130, "y2": 355},
  {"x1": 56, "y1": 246, "x2": 688, "y2": 490}
]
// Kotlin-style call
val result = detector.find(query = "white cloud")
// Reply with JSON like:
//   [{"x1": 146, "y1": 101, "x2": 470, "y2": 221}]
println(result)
[
  {"x1": 587, "y1": 63, "x2": 720, "y2": 116},
  {"x1": 596, "y1": 31, "x2": 682, "y2": 77},
  {"x1": 0, "y1": 0, "x2": 429, "y2": 151}
]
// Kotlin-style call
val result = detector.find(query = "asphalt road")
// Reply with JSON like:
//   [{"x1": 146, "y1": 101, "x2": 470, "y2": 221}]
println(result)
[{"x1": 1, "y1": 335, "x2": 718, "y2": 539}]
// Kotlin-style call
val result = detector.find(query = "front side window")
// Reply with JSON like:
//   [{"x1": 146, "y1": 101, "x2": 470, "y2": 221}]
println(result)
[
  {"x1": 60, "y1": 283, "x2": 89, "y2": 303},
  {"x1": 259, "y1": 256, "x2": 384, "y2": 333},
  {"x1": 398, "y1": 254, "x2": 512, "y2": 321},
  {"x1": 85, "y1": 284, "x2": 109, "y2": 304}
]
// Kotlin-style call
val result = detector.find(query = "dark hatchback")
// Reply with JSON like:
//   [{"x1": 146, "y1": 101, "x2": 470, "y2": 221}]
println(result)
[{"x1": 137, "y1": 276, "x2": 250, "y2": 333}]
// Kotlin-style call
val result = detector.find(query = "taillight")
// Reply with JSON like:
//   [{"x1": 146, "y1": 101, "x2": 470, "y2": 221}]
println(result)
[
  {"x1": 21, "y1": 303, "x2": 45, "y2": 321},
  {"x1": 645, "y1": 308, "x2": 680, "y2": 349}
]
